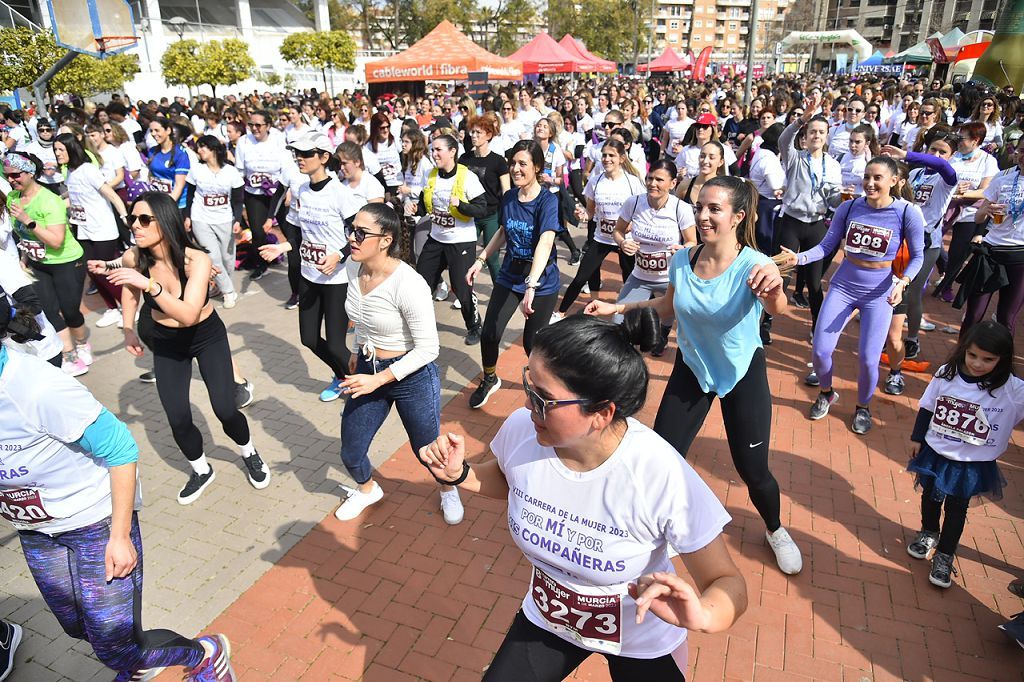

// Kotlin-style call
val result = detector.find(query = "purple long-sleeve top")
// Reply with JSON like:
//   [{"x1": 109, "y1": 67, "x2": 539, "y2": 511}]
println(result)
[{"x1": 796, "y1": 197, "x2": 926, "y2": 281}]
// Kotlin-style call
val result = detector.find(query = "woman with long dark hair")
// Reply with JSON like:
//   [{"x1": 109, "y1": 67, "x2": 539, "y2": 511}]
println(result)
[
  {"x1": 146, "y1": 116, "x2": 190, "y2": 209},
  {"x1": 102, "y1": 192, "x2": 268, "y2": 504},
  {"x1": 366, "y1": 112, "x2": 402, "y2": 199},
  {"x1": 234, "y1": 110, "x2": 289, "y2": 280}
]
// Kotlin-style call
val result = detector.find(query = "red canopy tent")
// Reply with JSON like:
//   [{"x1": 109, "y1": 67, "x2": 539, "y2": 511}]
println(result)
[
  {"x1": 638, "y1": 46, "x2": 691, "y2": 73},
  {"x1": 508, "y1": 32, "x2": 591, "y2": 74},
  {"x1": 954, "y1": 41, "x2": 991, "y2": 62},
  {"x1": 558, "y1": 35, "x2": 616, "y2": 73}
]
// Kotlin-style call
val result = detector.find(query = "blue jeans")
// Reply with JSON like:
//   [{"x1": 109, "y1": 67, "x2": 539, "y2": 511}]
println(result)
[{"x1": 340, "y1": 353, "x2": 441, "y2": 484}]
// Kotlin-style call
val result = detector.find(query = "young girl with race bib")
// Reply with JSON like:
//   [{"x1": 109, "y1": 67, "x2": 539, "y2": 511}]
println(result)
[{"x1": 905, "y1": 321, "x2": 1022, "y2": 588}]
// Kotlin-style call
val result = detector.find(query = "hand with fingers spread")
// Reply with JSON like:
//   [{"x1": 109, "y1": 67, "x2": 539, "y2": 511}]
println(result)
[{"x1": 628, "y1": 572, "x2": 711, "y2": 630}]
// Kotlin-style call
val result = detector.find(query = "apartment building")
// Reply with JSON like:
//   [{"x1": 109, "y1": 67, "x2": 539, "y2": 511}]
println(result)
[{"x1": 649, "y1": 0, "x2": 790, "y2": 63}]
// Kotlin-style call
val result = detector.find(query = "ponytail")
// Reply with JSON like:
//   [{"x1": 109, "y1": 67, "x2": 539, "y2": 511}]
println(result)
[{"x1": 704, "y1": 176, "x2": 793, "y2": 272}]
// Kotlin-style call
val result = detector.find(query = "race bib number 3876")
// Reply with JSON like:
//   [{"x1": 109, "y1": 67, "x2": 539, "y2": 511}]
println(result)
[
  {"x1": 930, "y1": 395, "x2": 991, "y2": 446},
  {"x1": 531, "y1": 567, "x2": 622, "y2": 655}
]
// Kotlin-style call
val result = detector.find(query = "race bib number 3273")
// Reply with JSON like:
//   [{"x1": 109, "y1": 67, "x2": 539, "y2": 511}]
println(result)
[{"x1": 531, "y1": 567, "x2": 622, "y2": 655}]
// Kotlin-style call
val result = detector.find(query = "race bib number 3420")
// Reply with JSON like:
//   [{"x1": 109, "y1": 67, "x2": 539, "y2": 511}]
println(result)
[
  {"x1": 531, "y1": 567, "x2": 622, "y2": 655},
  {"x1": 0, "y1": 488, "x2": 53, "y2": 526}
]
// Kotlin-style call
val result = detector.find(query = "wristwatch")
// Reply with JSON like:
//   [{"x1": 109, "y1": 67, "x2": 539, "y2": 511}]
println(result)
[{"x1": 523, "y1": 275, "x2": 539, "y2": 289}]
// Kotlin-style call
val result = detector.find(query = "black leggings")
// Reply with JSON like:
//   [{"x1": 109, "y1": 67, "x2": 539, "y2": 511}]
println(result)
[
  {"x1": 559, "y1": 242, "x2": 633, "y2": 313},
  {"x1": 151, "y1": 312, "x2": 250, "y2": 462},
  {"x1": 481, "y1": 284, "x2": 558, "y2": 369},
  {"x1": 243, "y1": 192, "x2": 273, "y2": 271},
  {"x1": 298, "y1": 278, "x2": 350, "y2": 378},
  {"x1": 936, "y1": 221, "x2": 975, "y2": 294},
  {"x1": 920, "y1": 473, "x2": 969, "y2": 556},
  {"x1": 653, "y1": 348, "x2": 782, "y2": 531},
  {"x1": 775, "y1": 213, "x2": 828, "y2": 329},
  {"x1": 483, "y1": 610, "x2": 685, "y2": 682},
  {"x1": 281, "y1": 219, "x2": 302, "y2": 296},
  {"x1": 961, "y1": 259, "x2": 1024, "y2": 339},
  {"x1": 415, "y1": 236, "x2": 480, "y2": 331},
  {"x1": 30, "y1": 259, "x2": 86, "y2": 332}
]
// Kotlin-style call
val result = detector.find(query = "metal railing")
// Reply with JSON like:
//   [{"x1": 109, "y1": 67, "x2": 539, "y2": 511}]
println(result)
[{"x1": 0, "y1": 1, "x2": 41, "y2": 31}]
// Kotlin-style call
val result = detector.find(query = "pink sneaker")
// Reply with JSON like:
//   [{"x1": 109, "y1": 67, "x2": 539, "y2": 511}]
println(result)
[
  {"x1": 185, "y1": 634, "x2": 234, "y2": 681},
  {"x1": 75, "y1": 340, "x2": 94, "y2": 365},
  {"x1": 62, "y1": 353, "x2": 88, "y2": 377}
]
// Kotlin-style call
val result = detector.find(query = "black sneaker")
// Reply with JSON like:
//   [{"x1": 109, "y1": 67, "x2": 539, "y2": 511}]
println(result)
[
  {"x1": 851, "y1": 406, "x2": 873, "y2": 434},
  {"x1": 0, "y1": 619, "x2": 22, "y2": 682},
  {"x1": 569, "y1": 250, "x2": 582, "y2": 266},
  {"x1": 249, "y1": 266, "x2": 268, "y2": 281},
  {"x1": 929, "y1": 551, "x2": 957, "y2": 588},
  {"x1": 883, "y1": 371, "x2": 905, "y2": 395},
  {"x1": 907, "y1": 530, "x2": 939, "y2": 559},
  {"x1": 285, "y1": 293, "x2": 300, "y2": 310},
  {"x1": 905, "y1": 338, "x2": 920, "y2": 360},
  {"x1": 998, "y1": 612, "x2": 1024, "y2": 650},
  {"x1": 469, "y1": 374, "x2": 502, "y2": 409},
  {"x1": 235, "y1": 380, "x2": 255, "y2": 409},
  {"x1": 138, "y1": 371, "x2": 156, "y2": 384},
  {"x1": 650, "y1": 327, "x2": 670, "y2": 357},
  {"x1": 804, "y1": 370, "x2": 820, "y2": 386},
  {"x1": 809, "y1": 390, "x2": 838, "y2": 420},
  {"x1": 177, "y1": 468, "x2": 216, "y2": 505},
  {"x1": 793, "y1": 292, "x2": 810, "y2": 309},
  {"x1": 243, "y1": 452, "x2": 270, "y2": 490},
  {"x1": 464, "y1": 326, "x2": 481, "y2": 346}
]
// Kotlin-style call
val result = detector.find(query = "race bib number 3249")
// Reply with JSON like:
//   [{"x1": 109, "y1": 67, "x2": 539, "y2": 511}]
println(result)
[{"x1": 531, "y1": 567, "x2": 622, "y2": 655}]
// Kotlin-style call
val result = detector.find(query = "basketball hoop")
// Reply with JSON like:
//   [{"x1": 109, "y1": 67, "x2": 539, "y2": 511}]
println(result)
[{"x1": 96, "y1": 36, "x2": 140, "y2": 54}]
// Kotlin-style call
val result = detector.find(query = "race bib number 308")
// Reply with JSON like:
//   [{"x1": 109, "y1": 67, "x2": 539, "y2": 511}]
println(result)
[
  {"x1": 931, "y1": 395, "x2": 990, "y2": 446},
  {"x1": 531, "y1": 567, "x2": 622, "y2": 655},
  {"x1": 845, "y1": 221, "x2": 893, "y2": 259}
]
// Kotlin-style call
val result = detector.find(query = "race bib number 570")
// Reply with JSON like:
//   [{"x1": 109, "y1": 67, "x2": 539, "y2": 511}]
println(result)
[{"x1": 531, "y1": 567, "x2": 622, "y2": 655}]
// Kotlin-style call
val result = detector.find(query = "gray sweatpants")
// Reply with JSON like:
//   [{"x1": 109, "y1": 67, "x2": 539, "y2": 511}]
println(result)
[
  {"x1": 191, "y1": 220, "x2": 236, "y2": 296},
  {"x1": 613, "y1": 275, "x2": 670, "y2": 324}
]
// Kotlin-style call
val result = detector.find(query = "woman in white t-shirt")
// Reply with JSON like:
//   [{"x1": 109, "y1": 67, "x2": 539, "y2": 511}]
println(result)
[
  {"x1": 418, "y1": 313, "x2": 746, "y2": 680},
  {"x1": 533, "y1": 118, "x2": 565, "y2": 186},
  {"x1": 105, "y1": 122, "x2": 147, "y2": 189},
  {"x1": 557, "y1": 140, "x2": 646, "y2": 316},
  {"x1": 0, "y1": 302, "x2": 237, "y2": 680},
  {"x1": 336, "y1": 141, "x2": 386, "y2": 207},
  {"x1": 85, "y1": 123, "x2": 125, "y2": 189},
  {"x1": 55, "y1": 134, "x2": 128, "y2": 329},
  {"x1": 414, "y1": 134, "x2": 489, "y2": 344},
  {"x1": 0, "y1": 250, "x2": 62, "y2": 364},
  {"x1": 184, "y1": 135, "x2": 245, "y2": 307},
  {"x1": 366, "y1": 112, "x2": 402, "y2": 198}
]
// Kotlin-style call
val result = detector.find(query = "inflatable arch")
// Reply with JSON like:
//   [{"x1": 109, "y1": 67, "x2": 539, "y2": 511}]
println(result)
[{"x1": 780, "y1": 30, "x2": 873, "y2": 63}]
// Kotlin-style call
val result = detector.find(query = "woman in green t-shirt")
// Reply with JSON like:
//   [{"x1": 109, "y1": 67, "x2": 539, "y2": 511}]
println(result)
[{"x1": 5, "y1": 152, "x2": 92, "y2": 377}]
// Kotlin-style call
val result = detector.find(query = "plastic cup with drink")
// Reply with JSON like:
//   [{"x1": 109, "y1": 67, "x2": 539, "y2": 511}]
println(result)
[{"x1": 991, "y1": 203, "x2": 1007, "y2": 225}]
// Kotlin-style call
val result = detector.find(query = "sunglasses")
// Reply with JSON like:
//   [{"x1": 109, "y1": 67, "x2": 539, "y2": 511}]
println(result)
[
  {"x1": 921, "y1": 110, "x2": 937, "y2": 116},
  {"x1": 249, "y1": 122, "x2": 267, "y2": 128},
  {"x1": 848, "y1": 108, "x2": 864, "y2": 113},
  {"x1": 347, "y1": 226, "x2": 385, "y2": 244},
  {"x1": 293, "y1": 148, "x2": 320, "y2": 158},
  {"x1": 982, "y1": 102, "x2": 995, "y2": 107},
  {"x1": 522, "y1": 367, "x2": 595, "y2": 421},
  {"x1": 37, "y1": 127, "x2": 53, "y2": 133},
  {"x1": 4, "y1": 171, "x2": 24, "y2": 180},
  {"x1": 602, "y1": 121, "x2": 617, "y2": 128},
  {"x1": 127, "y1": 213, "x2": 156, "y2": 227}
]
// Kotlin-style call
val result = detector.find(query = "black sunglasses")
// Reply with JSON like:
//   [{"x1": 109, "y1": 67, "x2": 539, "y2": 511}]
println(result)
[
  {"x1": 522, "y1": 366, "x2": 595, "y2": 421},
  {"x1": 249, "y1": 122, "x2": 267, "y2": 129},
  {"x1": 127, "y1": 213, "x2": 157, "y2": 227},
  {"x1": 293, "y1": 148, "x2": 320, "y2": 158},
  {"x1": 37, "y1": 127, "x2": 53, "y2": 133},
  {"x1": 4, "y1": 171, "x2": 24, "y2": 179},
  {"x1": 346, "y1": 226, "x2": 386, "y2": 244}
]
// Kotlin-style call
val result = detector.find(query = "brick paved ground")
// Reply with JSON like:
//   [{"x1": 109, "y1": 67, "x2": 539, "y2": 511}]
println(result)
[{"x1": 3, "y1": 249, "x2": 1023, "y2": 681}]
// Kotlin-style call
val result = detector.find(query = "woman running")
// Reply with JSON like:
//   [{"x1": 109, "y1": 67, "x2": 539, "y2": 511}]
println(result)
[
  {"x1": 336, "y1": 141, "x2": 386, "y2": 206},
  {"x1": 414, "y1": 134, "x2": 488, "y2": 345},
  {"x1": 235, "y1": 110, "x2": 289, "y2": 280},
  {"x1": 779, "y1": 156, "x2": 926, "y2": 434},
  {"x1": 332, "y1": 205, "x2": 460, "y2": 524},
  {"x1": 56, "y1": 133, "x2": 129, "y2": 330},
  {"x1": 418, "y1": 312, "x2": 747, "y2": 681},
  {"x1": 5, "y1": 152, "x2": 92, "y2": 377},
  {"x1": 183, "y1": 135, "x2": 245, "y2": 308},
  {"x1": 460, "y1": 112, "x2": 510, "y2": 282},
  {"x1": 100, "y1": 192, "x2": 268, "y2": 504},
  {"x1": 146, "y1": 117, "x2": 190, "y2": 210},
  {"x1": 556, "y1": 139, "x2": 646, "y2": 316},
  {"x1": 588, "y1": 175, "x2": 802, "y2": 575},
  {"x1": 466, "y1": 140, "x2": 561, "y2": 409},
  {"x1": 0, "y1": 299, "x2": 236, "y2": 682}
]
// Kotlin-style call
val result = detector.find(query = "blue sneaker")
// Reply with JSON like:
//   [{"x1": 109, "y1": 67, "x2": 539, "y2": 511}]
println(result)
[
  {"x1": 185, "y1": 634, "x2": 234, "y2": 681},
  {"x1": 319, "y1": 377, "x2": 344, "y2": 402}
]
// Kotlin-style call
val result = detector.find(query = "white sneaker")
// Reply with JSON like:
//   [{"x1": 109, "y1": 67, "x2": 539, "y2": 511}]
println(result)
[
  {"x1": 440, "y1": 488, "x2": 464, "y2": 525},
  {"x1": 452, "y1": 298, "x2": 462, "y2": 310},
  {"x1": 919, "y1": 319, "x2": 936, "y2": 331},
  {"x1": 222, "y1": 292, "x2": 238, "y2": 309},
  {"x1": 766, "y1": 527, "x2": 803, "y2": 575},
  {"x1": 75, "y1": 341, "x2": 94, "y2": 366},
  {"x1": 334, "y1": 481, "x2": 384, "y2": 521},
  {"x1": 549, "y1": 311, "x2": 565, "y2": 325},
  {"x1": 96, "y1": 308, "x2": 122, "y2": 328},
  {"x1": 434, "y1": 281, "x2": 449, "y2": 301},
  {"x1": 581, "y1": 283, "x2": 591, "y2": 295}
]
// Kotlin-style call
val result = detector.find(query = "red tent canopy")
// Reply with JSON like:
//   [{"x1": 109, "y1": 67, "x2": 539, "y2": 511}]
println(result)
[
  {"x1": 508, "y1": 32, "x2": 591, "y2": 74},
  {"x1": 638, "y1": 46, "x2": 691, "y2": 73},
  {"x1": 558, "y1": 35, "x2": 616, "y2": 73},
  {"x1": 954, "y1": 41, "x2": 991, "y2": 63}
]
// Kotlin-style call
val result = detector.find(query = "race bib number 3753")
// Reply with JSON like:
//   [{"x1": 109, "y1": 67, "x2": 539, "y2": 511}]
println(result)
[{"x1": 531, "y1": 567, "x2": 622, "y2": 655}]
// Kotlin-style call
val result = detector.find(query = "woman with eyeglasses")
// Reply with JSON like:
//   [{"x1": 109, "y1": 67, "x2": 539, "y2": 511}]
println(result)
[
  {"x1": 183, "y1": 135, "x2": 245, "y2": 309},
  {"x1": 258, "y1": 134, "x2": 361, "y2": 402},
  {"x1": 234, "y1": 110, "x2": 289, "y2": 281},
  {"x1": 5, "y1": 152, "x2": 93, "y2": 377},
  {"x1": 498, "y1": 102, "x2": 527, "y2": 152},
  {"x1": 146, "y1": 117, "x2": 190, "y2": 211},
  {"x1": 586, "y1": 175, "x2": 802, "y2": 575},
  {"x1": 330, "y1": 203, "x2": 455, "y2": 523},
  {"x1": 909, "y1": 99, "x2": 944, "y2": 153},
  {"x1": 418, "y1": 311, "x2": 746, "y2": 681},
  {"x1": 101, "y1": 192, "x2": 268, "y2": 504},
  {"x1": 971, "y1": 96, "x2": 1003, "y2": 154},
  {"x1": 56, "y1": 133, "x2": 129, "y2": 330},
  {"x1": 23, "y1": 119, "x2": 62, "y2": 191}
]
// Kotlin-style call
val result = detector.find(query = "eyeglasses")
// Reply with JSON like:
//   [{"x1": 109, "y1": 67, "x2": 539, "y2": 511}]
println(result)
[
  {"x1": 346, "y1": 226, "x2": 385, "y2": 244},
  {"x1": 502, "y1": 107, "x2": 513, "y2": 111},
  {"x1": 249, "y1": 122, "x2": 267, "y2": 129},
  {"x1": 127, "y1": 213, "x2": 156, "y2": 227},
  {"x1": 848, "y1": 107, "x2": 864, "y2": 113},
  {"x1": 293, "y1": 148, "x2": 320, "y2": 158},
  {"x1": 37, "y1": 127, "x2": 53, "y2": 133},
  {"x1": 522, "y1": 367, "x2": 595, "y2": 421}
]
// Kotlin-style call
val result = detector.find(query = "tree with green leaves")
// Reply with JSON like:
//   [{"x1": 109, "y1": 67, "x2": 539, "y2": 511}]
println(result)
[
  {"x1": 160, "y1": 39, "x2": 203, "y2": 95},
  {"x1": 198, "y1": 39, "x2": 255, "y2": 97},
  {"x1": 262, "y1": 71, "x2": 282, "y2": 88},
  {"x1": 291, "y1": 0, "x2": 358, "y2": 31},
  {"x1": 546, "y1": 0, "x2": 640, "y2": 63},
  {"x1": 280, "y1": 30, "x2": 356, "y2": 92},
  {"x1": 475, "y1": 0, "x2": 535, "y2": 54}
]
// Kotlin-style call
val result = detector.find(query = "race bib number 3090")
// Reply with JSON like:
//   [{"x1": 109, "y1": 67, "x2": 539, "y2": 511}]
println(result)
[{"x1": 531, "y1": 567, "x2": 622, "y2": 655}]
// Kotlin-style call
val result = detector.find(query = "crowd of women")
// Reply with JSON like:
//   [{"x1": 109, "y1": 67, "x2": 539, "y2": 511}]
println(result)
[{"x1": 1, "y1": 72, "x2": 1022, "y2": 681}]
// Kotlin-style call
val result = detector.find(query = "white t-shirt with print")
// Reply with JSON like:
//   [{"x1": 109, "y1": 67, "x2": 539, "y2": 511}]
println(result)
[
  {"x1": 619, "y1": 194, "x2": 694, "y2": 283},
  {"x1": 97, "y1": 145, "x2": 126, "y2": 185},
  {"x1": 583, "y1": 171, "x2": 646, "y2": 246},
  {"x1": 0, "y1": 350, "x2": 141, "y2": 535},
  {"x1": 235, "y1": 134, "x2": 288, "y2": 195},
  {"x1": 65, "y1": 163, "x2": 118, "y2": 241},
  {"x1": 296, "y1": 178, "x2": 361, "y2": 285},
  {"x1": 951, "y1": 151, "x2": 999, "y2": 224},
  {"x1": 347, "y1": 171, "x2": 385, "y2": 207},
  {"x1": 982, "y1": 169, "x2": 1024, "y2": 247},
  {"x1": 427, "y1": 169, "x2": 485, "y2": 244},
  {"x1": 187, "y1": 163, "x2": 244, "y2": 225},
  {"x1": 367, "y1": 140, "x2": 401, "y2": 187},
  {"x1": 492, "y1": 408, "x2": 730, "y2": 658}
]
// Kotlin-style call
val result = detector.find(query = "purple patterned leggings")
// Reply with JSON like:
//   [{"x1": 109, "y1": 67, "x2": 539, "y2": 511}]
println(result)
[{"x1": 18, "y1": 513, "x2": 204, "y2": 674}]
